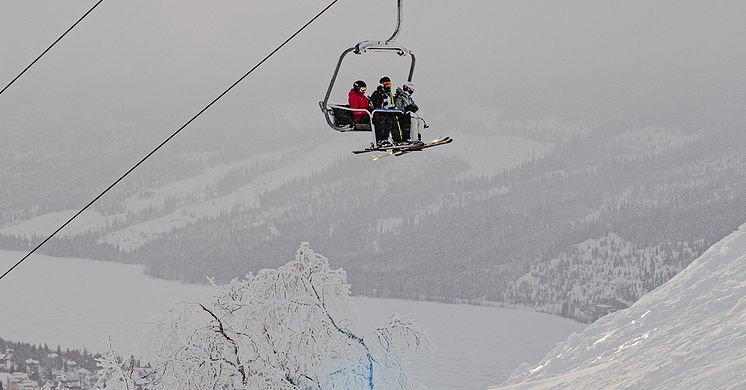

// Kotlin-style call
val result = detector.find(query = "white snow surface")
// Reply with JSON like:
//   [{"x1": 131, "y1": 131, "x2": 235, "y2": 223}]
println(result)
[
  {"x1": 613, "y1": 126, "x2": 702, "y2": 158},
  {"x1": 120, "y1": 150, "x2": 280, "y2": 215},
  {"x1": 99, "y1": 136, "x2": 357, "y2": 251},
  {"x1": 0, "y1": 210, "x2": 120, "y2": 239},
  {"x1": 495, "y1": 224, "x2": 746, "y2": 389},
  {"x1": 442, "y1": 134, "x2": 551, "y2": 179}
]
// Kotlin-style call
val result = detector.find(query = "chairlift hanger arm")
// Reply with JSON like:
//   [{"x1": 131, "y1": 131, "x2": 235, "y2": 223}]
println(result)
[
  {"x1": 355, "y1": 0, "x2": 405, "y2": 54},
  {"x1": 319, "y1": 47, "x2": 416, "y2": 115},
  {"x1": 387, "y1": 0, "x2": 404, "y2": 43}
]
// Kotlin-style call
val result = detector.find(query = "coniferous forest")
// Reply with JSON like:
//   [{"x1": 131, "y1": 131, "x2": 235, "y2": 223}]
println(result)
[{"x1": 3, "y1": 114, "x2": 743, "y2": 323}]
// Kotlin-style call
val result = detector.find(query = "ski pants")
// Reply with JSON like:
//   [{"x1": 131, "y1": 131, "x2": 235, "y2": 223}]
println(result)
[{"x1": 373, "y1": 111, "x2": 399, "y2": 142}]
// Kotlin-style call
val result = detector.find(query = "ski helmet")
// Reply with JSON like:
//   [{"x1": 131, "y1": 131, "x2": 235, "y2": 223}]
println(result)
[
  {"x1": 353, "y1": 80, "x2": 367, "y2": 91},
  {"x1": 403, "y1": 82, "x2": 415, "y2": 94},
  {"x1": 378, "y1": 76, "x2": 391, "y2": 88}
]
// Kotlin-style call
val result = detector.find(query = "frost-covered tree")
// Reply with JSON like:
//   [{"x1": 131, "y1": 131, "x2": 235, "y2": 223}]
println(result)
[
  {"x1": 95, "y1": 339, "x2": 147, "y2": 390},
  {"x1": 99, "y1": 243, "x2": 432, "y2": 389}
]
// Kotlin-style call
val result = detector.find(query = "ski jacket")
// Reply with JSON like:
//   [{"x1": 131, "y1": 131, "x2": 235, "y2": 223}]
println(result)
[
  {"x1": 394, "y1": 87, "x2": 419, "y2": 113},
  {"x1": 370, "y1": 86, "x2": 395, "y2": 110},
  {"x1": 348, "y1": 89, "x2": 370, "y2": 123}
]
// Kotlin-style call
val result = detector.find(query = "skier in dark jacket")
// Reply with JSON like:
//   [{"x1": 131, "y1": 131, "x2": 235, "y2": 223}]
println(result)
[
  {"x1": 348, "y1": 80, "x2": 370, "y2": 124},
  {"x1": 369, "y1": 76, "x2": 401, "y2": 146},
  {"x1": 370, "y1": 76, "x2": 395, "y2": 109}
]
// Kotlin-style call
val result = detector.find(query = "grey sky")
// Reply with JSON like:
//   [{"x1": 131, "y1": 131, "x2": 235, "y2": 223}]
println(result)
[{"x1": 1, "y1": 0, "x2": 744, "y2": 144}]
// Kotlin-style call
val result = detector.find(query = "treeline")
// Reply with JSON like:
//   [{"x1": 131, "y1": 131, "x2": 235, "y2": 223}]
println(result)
[
  {"x1": 0, "y1": 337, "x2": 101, "y2": 374},
  {"x1": 504, "y1": 235, "x2": 712, "y2": 322},
  {"x1": 5, "y1": 123, "x2": 746, "y2": 323},
  {"x1": 0, "y1": 234, "x2": 132, "y2": 264},
  {"x1": 131, "y1": 126, "x2": 746, "y2": 322}
]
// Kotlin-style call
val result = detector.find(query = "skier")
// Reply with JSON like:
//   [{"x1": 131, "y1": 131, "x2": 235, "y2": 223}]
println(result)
[
  {"x1": 394, "y1": 82, "x2": 422, "y2": 144},
  {"x1": 348, "y1": 80, "x2": 371, "y2": 125},
  {"x1": 370, "y1": 76, "x2": 395, "y2": 109},
  {"x1": 369, "y1": 76, "x2": 400, "y2": 146}
]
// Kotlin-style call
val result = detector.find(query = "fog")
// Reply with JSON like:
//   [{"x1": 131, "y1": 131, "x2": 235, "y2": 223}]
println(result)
[
  {"x1": 2, "y1": 3, "x2": 746, "y2": 385},
  {"x1": 2, "y1": 0, "x2": 743, "y2": 148}
]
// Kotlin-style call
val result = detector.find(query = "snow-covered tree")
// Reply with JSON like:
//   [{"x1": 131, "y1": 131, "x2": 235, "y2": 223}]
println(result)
[
  {"x1": 95, "y1": 339, "x2": 148, "y2": 390},
  {"x1": 99, "y1": 243, "x2": 432, "y2": 389}
]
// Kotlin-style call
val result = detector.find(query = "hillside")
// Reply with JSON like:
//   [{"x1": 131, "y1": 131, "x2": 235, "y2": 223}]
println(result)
[
  {"x1": 3, "y1": 122, "x2": 746, "y2": 324},
  {"x1": 2, "y1": 0, "x2": 744, "y2": 323},
  {"x1": 495, "y1": 223, "x2": 746, "y2": 389}
]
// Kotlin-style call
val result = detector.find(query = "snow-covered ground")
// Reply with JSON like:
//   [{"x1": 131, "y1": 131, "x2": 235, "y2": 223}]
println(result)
[
  {"x1": 495, "y1": 224, "x2": 746, "y2": 389},
  {"x1": 0, "y1": 210, "x2": 120, "y2": 239},
  {"x1": 0, "y1": 250, "x2": 583, "y2": 390},
  {"x1": 612, "y1": 126, "x2": 703, "y2": 159},
  {"x1": 439, "y1": 134, "x2": 551, "y2": 179}
]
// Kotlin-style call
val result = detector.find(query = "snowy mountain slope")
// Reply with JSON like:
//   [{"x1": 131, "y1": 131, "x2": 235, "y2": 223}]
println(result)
[
  {"x1": 494, "y1": 223, "x2": 746, "y2": 389},
  {"x1": 2, "y1": 0, "x2": 742, "y2": 325},
  {"x1": 0, "y1": 131, "x2": 546, "y2": 252},
  {"x1": 611, "y1": 126, "x2": 702, "y2": 160},
  {"x1": 505, "y1": 233, "x2": 709, "y2": 321},
  {"x1": 0, "y1": 150, "x2": 282, "y2": 240},
  {"x1": 98, "y1": 136, "x2": 360, "y2": 251},
  {"x1": 438, "y1": 133, "x2": 551, "y2": 179},
  {"x1": 0, "y1": 209, "x2": 120, "y2": 239}
]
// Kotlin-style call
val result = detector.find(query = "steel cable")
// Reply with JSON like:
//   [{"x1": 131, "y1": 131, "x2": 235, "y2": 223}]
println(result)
[
  {"x1": 0, "y1": 0, "x2": 341, "y2": 281},
  {"x1": 0, "y1": 0, "x2": 106, "y2": 96}
]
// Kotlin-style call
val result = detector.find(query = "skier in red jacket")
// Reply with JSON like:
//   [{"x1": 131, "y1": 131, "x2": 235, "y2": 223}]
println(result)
[{"x1": 348, "y1": 80, "x2": 371, "y2": 124}]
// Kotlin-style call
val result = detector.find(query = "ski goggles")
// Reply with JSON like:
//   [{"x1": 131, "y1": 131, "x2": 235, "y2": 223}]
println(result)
[
  {"x1": 359, "y1": 87, "x2": 367, "y2": 92},
  {"x1": 382, "y1": 81, "x2": 392, "y2": 87}
]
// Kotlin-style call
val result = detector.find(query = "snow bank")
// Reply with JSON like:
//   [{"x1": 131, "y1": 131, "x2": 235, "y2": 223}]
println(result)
[{"x1": 493, "y1": 224, "x2": 746, "y2": 389}]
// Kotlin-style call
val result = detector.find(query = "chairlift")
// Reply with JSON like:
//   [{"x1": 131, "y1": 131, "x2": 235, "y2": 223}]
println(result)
[{"x1": 319, "y1": 0, "x2": 419, "y2": 138}]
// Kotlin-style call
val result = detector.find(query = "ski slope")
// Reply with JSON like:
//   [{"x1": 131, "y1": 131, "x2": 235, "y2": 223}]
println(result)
[
  {"x1": 494, "y1": 223, "x2": 746, "y2": 389},
  {"x1": 0, "y1": 210, "x2": 119, "y2": 239}
]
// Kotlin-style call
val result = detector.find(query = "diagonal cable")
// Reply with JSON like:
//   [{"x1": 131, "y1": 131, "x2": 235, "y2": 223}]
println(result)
[
  {"x1": 0, "y1": 0, "x2": 341, "y2": 281},
  {"x1": 0, "y1": 0, "x2": 106, "y2": 96}
]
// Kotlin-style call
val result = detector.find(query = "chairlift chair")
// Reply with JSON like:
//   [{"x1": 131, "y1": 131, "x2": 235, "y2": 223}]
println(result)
[{"x1": 319, "y1": 0, "x2": 420, "y2": 142}]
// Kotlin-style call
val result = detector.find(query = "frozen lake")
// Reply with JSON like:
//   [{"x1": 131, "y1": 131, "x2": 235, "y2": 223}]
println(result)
[{"x1": 0, "y1": 250, "x2": 583, "y2": 389}]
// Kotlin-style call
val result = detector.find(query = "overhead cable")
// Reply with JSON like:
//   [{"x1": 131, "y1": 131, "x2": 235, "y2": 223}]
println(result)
[
  {"x1": 0, "y1": 0, "x2": 106, "y2": 96},
  {"x1": 0, "y1": 0, "x2": 341, "y2": 281}
]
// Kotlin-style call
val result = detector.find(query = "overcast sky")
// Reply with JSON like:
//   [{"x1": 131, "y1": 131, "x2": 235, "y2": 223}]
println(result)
[{"x1": 1, "y1": 0, "x2": 744, "y2": 144}]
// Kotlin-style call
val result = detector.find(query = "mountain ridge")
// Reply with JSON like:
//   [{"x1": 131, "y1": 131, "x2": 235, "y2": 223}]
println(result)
[{"x1": 495, "y1": 222, "x2": 746, "y2": 389}]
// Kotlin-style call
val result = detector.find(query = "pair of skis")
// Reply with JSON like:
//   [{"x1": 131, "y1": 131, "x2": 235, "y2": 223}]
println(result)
[{"x1": 352, "y1": 137, "x2": 453, "y2": 161}]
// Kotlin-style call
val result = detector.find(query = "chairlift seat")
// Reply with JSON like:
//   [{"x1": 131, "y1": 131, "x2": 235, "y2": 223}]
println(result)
[
  {"x1": 331, "y1": 105, "x2": 354, "y2": 128},
  {"x1": 330, "y1": 104, "x2": 372, "y2": 131}
]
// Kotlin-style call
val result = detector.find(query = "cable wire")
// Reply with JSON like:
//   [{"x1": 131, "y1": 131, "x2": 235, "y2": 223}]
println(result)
[
  {"x1": 0, "y1": 0, "x2": 341, "y2": 281},
  {"x1": 0, "y1": 0, "x2": 106, "y2": 96}
]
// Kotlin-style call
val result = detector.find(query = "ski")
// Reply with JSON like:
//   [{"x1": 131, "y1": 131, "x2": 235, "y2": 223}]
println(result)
[
  {"x1": 352, "y1": 137, "x2": 450, "y2": 155},
  {"x1": 367, "y1": 137, "x2": 452, "y2": 161},
  {"x1": 352, "y1": 144, "x2": 402, "y2": 154}
]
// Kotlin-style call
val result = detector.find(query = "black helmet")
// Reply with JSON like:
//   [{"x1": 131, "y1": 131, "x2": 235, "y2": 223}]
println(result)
[
  {"x1": 353, "y1": 80, "x2": 367, "y2": 91},
  {"x1": 379, "y1": 76, "x2": 391, "y2": 85}
]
